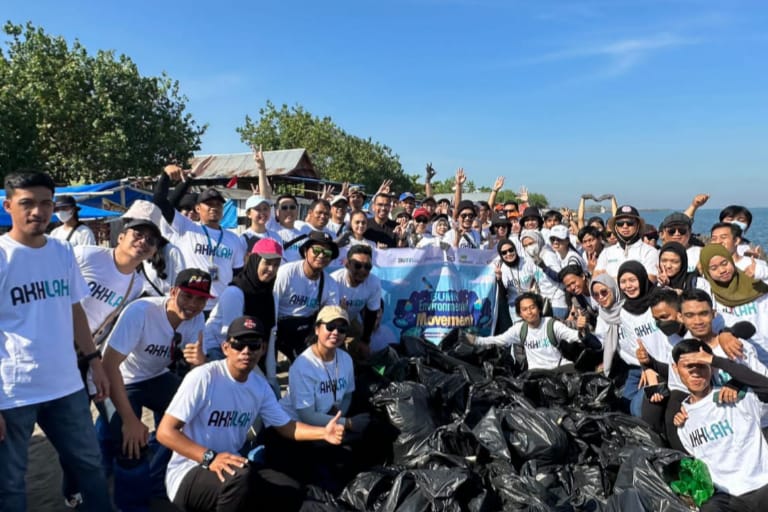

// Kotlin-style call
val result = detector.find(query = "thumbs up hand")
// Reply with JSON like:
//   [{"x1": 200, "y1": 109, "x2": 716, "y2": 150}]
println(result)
[{"x1": 184, "y1": 331, "x2": 207, "y2": 367}]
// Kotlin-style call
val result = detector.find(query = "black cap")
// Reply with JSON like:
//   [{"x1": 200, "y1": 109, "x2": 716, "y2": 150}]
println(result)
[
  {"x1": 174, "y1": 268, "x2": 215, "y2": 299},
  {"x1": 227, "y1": 316, "x2": 266, "y2": 341},
  {"x1": 519, "y1": 206, "x2": 543, "y2": 227},
  {"x1": 660, "y1": 212, "x2": 692, "y2": 229},
  {"x1": 299, "y1": 230, "x2": 340, "y2": 260},
  {"x1": 54, "y1": 195, "x2": 80, "y2": 211},
  {"x1": 197, "y1": 188, "x2": 225, "y2": 204},
  {"x1": 614, "y1": 205, "x2": 641, "y2": 219},
  {"x1": 491, "y1": 212, "x2": 511, "y2": 226},
  {"x1": 456, "y1": 200, "x2": 476, "y2": 214},
  {"x1": 122, "y1": 218, "x2": 162, "y2": 240},
  {"x1": 178, "y1": 193, "x2": 198, "y2": 211}
]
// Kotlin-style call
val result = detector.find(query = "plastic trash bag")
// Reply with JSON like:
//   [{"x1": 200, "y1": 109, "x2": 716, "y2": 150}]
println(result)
[
  {"x1": 372, "y1": 381, "x2": 437, "y2": 462},
  {"x1": 339, "y1": 468, "x2": 399, "y2": 511},
  {"x1": 611, "y1": 447, "x2": 691, "y2": 512},
  {"x1": 499, "y1": 407, "x2": 570, "y2": 467},
  {"x1": 669, "y1": 458, "x2": 714, "y2": 507}
]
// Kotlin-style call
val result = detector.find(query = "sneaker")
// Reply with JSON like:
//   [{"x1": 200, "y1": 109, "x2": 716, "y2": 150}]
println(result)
[{"x1": 64, "y1": 493, "x2": 83, "y2": 508}]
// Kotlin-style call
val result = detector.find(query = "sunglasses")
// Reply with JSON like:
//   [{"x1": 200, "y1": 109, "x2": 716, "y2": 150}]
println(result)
[
  {"x1": 615, "y1": 220, "x2": 636, "y2": 227},
  {"x1": 279, "y1": 204, "x2": 298, "y2": 211},
  {"x1": 130, "y1": 229, "x2": 159, "y2": 247},
  {"x1": 229, "y1": 339, "x2": 264, "y2": 352},
  {"x1": 594, "y1": 289, "x2": 611, "y2": 298},
  {"x1": 503, "y1": 209, "x2": 517, "y2": 214},
  {"x1": 460, "y1": 213, "x2": 476, "y2": 220},
  {"x1": 311, "y1": 246, "x2": 333, "y2": 257},
  {"x1": 500, "y1": 248, "x2": 516, "y2": 255},
  {"x1": 664, "y1": 226, "x2": 688, "y2": 236},
  {"x1": 350, "y1": 260, "x2": 373, "y2": 271},
  {"x1": 415, "y1": 216, "x2": 429, "y2": 224},
  {"x1": 324, "y1": 321, "x2": 348, "y2": 334}
]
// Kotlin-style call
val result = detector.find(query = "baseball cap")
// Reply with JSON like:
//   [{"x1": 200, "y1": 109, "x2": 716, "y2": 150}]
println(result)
[
  {"x1": 54, "y1": 195, "x2": 79, "y2": 211},
  {"x1": 349, "y1": 186, "x2": 366, "y2": 197},
  {"x1": 197, "y1": 188, "x2": 225, "y2": 204},
  {"x1": 422, "y1": 196, "x2": 437, "y2": 205},
  {"x1": 316, "y1": 305, "x2": 350, "y2": 325},
  {"x1": 121, "y1": 200, "x2": 163, "y2": 239},
  {"x1": 412, "y1": 207, "x2": 430, "y2": 220},
  {"x1": 456, "y1": 200, "x2": 476, "y2": 214},
  {"x1": 251, "y1": 237, "x2": 283, "y2": 259},
  {"x1": 330, "y1": 194, "x2": 348, "y2": 206},
  {"x1": 227, "y1": 316, "x2": 266, "y2": 341},
  {"x1": 245, "y1": 195, "x2": 272, "y2": 211},
  {"x1": 175, "y1": 268, "x2": 216, "y2": 299},
  {"x1": 299, "y1": 231, "x2": 340, "y2": 260},
  {"x1": 399, "y1": 192, "x2": 416, "y2": 202},
  {"x1": 549, "y1": 225, "x2": 570, "y2": 241},
  {"x1": 392, "y1": 206, "x2": 410, "y2": 219},
  {"x1": 178, "y1": 193, "x2": 198, "y2": 211}
]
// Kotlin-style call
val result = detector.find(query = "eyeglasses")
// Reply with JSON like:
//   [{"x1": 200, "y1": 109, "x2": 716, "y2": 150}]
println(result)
[
  {"x1": 460, "y1": 213, "x2": 476, "y2": 220},
  {"x1": 279, "y1": 204, "x2": 297, "y2": 211},
  {"x1": 350, "y1": 260, "x2": 373, "y2": 271},
  {"x1": 324, "y1": 321, "x2": 348, "y2": 334},
  {"x1": 130, "y1": 229, "x2": 159, "y2": 247},
  {"x1": 500, "y1": 248, "x2": 516, "y2": 255},
  {"x1": 415, "y1": 217, "x2": 429, "y2": 224},
  {"x1": 229, "y1": 339, "x2": 263, "y2": 352},
  {"x1": 615, "y1": 220, "x2": 636, "y2": 227},
  {"x1": 550, "y1": 238, "x2": 566, "y2": 245},
  {"x1": 664, "y1": 226, "x2": 688, "y2": 236},
  {"x1": 594, "y1": 289, "x2": 611, "y2": 298},
  {"x1": 311, "y1": 246, "x2": 333, "y2": 258}
]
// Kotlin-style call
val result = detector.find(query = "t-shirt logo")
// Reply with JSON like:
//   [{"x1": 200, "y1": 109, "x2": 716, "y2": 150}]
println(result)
[
  {"x1": 207, "y1": 410, "x2": 253, "y2": 428},
  {"x1": 688, "y1": 419, "x2": 734, "y2": 448},
  {"x1": 88, "y1": 281, "x2": 124, "y2": 307},
  {"x1": 10, "y1": 279, "x2": 70, "y2": 306},
  {"x1": 194, "y1": 243, "x2": 233, "y2": 259}
]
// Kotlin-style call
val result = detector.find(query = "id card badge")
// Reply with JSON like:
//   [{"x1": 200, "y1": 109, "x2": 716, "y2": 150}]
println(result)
[{"x1": 209, "y1": 265, "x2": 219, "y2": 282}]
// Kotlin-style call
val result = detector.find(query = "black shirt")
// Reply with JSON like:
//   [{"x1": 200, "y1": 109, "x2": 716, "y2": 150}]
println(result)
[{"x1": 365, "y1": 218, "x2": 398, "y2": 248}]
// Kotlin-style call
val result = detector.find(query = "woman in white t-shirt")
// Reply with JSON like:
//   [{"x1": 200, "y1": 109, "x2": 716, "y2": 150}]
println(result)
[
  {"x1": 336, "y1": 210, "x2": 376, "y2": 249},
  {"x1": 271, "y1": 307, "x2": 370, "y2": 492}
]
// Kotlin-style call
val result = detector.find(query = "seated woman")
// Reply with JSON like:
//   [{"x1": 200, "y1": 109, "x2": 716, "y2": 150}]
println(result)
[
  {"x1": 269, "y1": 306, "x2": 370, "y2": 491},
  {"x1": 558, "y1": 265, "x2": 598, "y2": 331},
  {"x1": 467, "y1": 292, "x2": 601, "y2": 372},
  {"x1": 519, "y1": 229, "x2": 568, "y2": 319},
  {"x1": 590, "y1": 274, "x2": 623, "y2": 376},
  {"x1": 656, "y1": 241, "x2": 709, "y2": 294}
]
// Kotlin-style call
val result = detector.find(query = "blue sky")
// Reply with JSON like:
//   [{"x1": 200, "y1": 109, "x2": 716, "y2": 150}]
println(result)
[{"x1": 4, "y1": 0, "x2": 767, "y2": 208}]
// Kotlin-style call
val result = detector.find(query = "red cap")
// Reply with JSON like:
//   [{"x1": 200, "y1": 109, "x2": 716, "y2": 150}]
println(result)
[{"x1": 413, "y1": 207, "x2": 430, "y2": 220}]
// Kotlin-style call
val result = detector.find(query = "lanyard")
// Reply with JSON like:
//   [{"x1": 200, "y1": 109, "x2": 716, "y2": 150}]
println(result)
[
  {"x1": 201, "y1": 225, "x2": 224, "y2": 264},
  {"x1": 318, "y1": 350, "x2": 339, "y2": 403}
]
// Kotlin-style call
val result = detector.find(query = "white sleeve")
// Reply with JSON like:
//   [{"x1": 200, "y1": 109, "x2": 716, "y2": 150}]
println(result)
[
  {"x1": 232, "y1": 235, "x2": 246, "y2": 270},
  {"x1": 257, "y1": 379, "x2": 292, "y2": 428},
  {"x1": 203, "y1": 288, "x2": 244, "y2": 354},
  {"x1": 554, "y1": 321, "x2": 581, "y2": 343},
  {"x1": 475, "y1": 323, "x2": 522, "y2": 347},
  {"x1": 287, "y1": 359, "x2": 320, "y2": 412},
  {"x1": 366, "y1": 276, "x2": 382, "y2": 311},
  {"x1": 165, "y1": 366, "x2": 210, "y2": 424},
  {"x1": 103, "y1": 303, "x2": 144, "y2": 356},
  {"x1": 67, "y1": 245, "x2": 89, "y2": 303},
  {"x1": 79, "y1": 226, "x2": 97, "y2": 246},
  {"x1": 169, "y1": 208, "x2": 197, "y2": 234},
  {"x1": 642, "y1": 247, "x2": 660, "y2": 276}
]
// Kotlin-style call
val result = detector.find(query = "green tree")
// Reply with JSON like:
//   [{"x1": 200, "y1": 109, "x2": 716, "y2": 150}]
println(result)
[
  {"x1": 0, "y1": 22, "x2": 205, "y2": 183},
  {"x1": 491, "y1": 189, "x2": 548, "y2": 208},
  {"x1": 237, "y1": 101, "x2": 417, "y2": 194},
  {"x1": 429, "y1": 176, "x2": 477, "y2": 194}
]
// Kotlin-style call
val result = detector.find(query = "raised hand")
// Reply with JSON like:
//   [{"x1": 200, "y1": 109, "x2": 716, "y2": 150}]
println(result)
[
  {"x1": 636, "y1": 340, "x2": 650, "y2": 365},
  {"x1": 425, "y1": 162, "x2": 436, "y2": 181},
  {"x1": 581, "y1": 193, "x2": 595, "y2": 201},
  {"x1": 183, "y1": 332, "x2": 207, "y2": 367},
  {"x1": 376, "y1": 179, "x2": 393, "y2": 196},
  {"x1": 324, "y1": 411, "x2": 345, "y2": 445},
  {"x1": 691, "y1": 193, "x2": 709, "y2": 208},
  {"x1": 493, "y1": 176, "x2": 505, "y2": 192},
  {"x1": 673, "y1": 405, "x2": 688, "y2": 427},
  {"x1": 455, "y1": 168, "x2": 466, "y2": 186},
  {"x1": 517, "y1": 186, "x2": 528, "y2": 203},
  {"x1": 187, "y1": 155, "x2": 216, "y2": 180}
]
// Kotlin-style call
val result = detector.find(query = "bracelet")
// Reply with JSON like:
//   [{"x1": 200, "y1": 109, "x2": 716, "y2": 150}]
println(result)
[{"x1": 83, "y1": 350, "x2": 102, "y2": 363}]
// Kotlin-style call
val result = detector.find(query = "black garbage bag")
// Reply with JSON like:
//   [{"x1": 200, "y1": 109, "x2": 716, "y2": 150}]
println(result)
[
  {"x1": 401, "y1": 335, "x2": 487, "y2": 383},
  {"x1": 377, "y1": 468, "x2": 492, "y2": 512},
  {"x1": 499, "y1": 407, "x2": 570, "y2": 468},
  {"x1": 470, "y1": 406, "x2": 512, "y2": 462},
  {"x1": 300, "y1": 484, "x2": 354, "y2": 511},
  {"x1": 520, "y1": 461, "x2": 574, "y2": 507},
  {"x1": 480, "y1": 460, "x2": 566, "y2": 511},
  {"x1": 372, "y1": 381, "x2": 437, "y2": 463},
  {"x1": 413, "y1": 362, "x2": 472, "y2": 424},
  {"x1": 611, "y1": 446, "x2": 690, "y2": 512},
  {"x1": 440, "y1": 328, "x2": 512, "y2": 373},
  {"x1": 340, "y1": 468, "x2": 399, "y2": 511},
  {"x1": 569, "y1": 372, "x2": 618, "y2": 412},
  {"x1": 403, "y1": 422, "x2": 488, "y2": 467}
]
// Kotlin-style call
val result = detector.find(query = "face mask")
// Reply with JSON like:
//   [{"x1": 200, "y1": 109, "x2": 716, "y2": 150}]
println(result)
[
  {"x1": 525, "y1": 244, "x2": 540, "y2": 258},
  {"x1": 655, "y1": 319, "x2": 682, "y2": 337},
  {"x1": 57, "y1": 210, "x2": 73, "y2": 223},
  {"x1": 730, "y1": 220, "x2": 748, "y2": 234}
]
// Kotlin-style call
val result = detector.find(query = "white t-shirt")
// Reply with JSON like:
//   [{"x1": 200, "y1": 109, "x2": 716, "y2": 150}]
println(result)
[
  {"x1": 203, "y1": 286, "x2": 245, "y2": 355},
  {"x1": 273, "y1": 261, "x2": 340, "y2": 318},
  {"x1": 141, "y1": 243, "x2": 184, "y2": 297},
  {"x1": 555, "y1": 248, "x2": 588, "y2": 274},
  {"x1": 280, "y1": 346, "x2": 355, "y2": 421},
  {"x1": 686, "y1": 246, "x2": 701, "y2": 273},
  {"x1": 532, "y1": 248, "x2": 567, "y2": 309},
  {"x1": 74, "y1": 246, "x2": 145, "y2": 333},
  {"x1": 595, "y1": 239, "x2": 659, "y2": 279},
  {"x1": 329, "y1": 268, "x2": 381, "y2": 321},
  {"x1": 495, "y1": 258, "x2": 538, "y2": 321},
  {"x1": 103, "y1": 296, "x2": 205, "y2": 385},
  {"x1": 444, "y1": 229, "x2": 483, "y2": 249},
  {"x1": 712, "y1": 294, "x2": 768, "y2": 366},
  {"x1": 0, "y1": 235, "x2": 88, "y2": 409},
  {"x1": 164, "y1": 360, "x2": 291, "y2": 502},
  {"x1": 272, "y1": 224, "x2": 307, "y2": 263},
  {"x1": 679, "y1": 390, "x2": 768, "y2": 496},
  {"x1": 240, "y1": 228, "x2": 281, "y2": 251},
  {"x1": 618, "y1": 308, "x2": 671, "y2": 367},
  {"x1": 161, "y1": 212, "x2": 246, "y2": 310},
  {"x1": 50, "y1": 223, "x2": 97, "y2": 247},
  {"x1": 474, "y1": 318, "x2": 584, "y2": 370},
  {"x1": 735, "y1": 256, "x2": 768, "y2": 283}
]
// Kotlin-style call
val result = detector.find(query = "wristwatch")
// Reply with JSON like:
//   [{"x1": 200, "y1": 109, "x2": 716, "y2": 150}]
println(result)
[{"x1": 201, "y1": 449, "x2": 217, "y2": 469}]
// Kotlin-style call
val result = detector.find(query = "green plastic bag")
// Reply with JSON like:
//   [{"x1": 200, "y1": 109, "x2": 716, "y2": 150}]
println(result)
[{"x1": 669, "y1": 458, "x2": 715, "y2": 507}]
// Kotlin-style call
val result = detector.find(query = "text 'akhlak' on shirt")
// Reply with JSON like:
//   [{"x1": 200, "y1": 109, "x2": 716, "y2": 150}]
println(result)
[{"x1": 10, "y1": 278, "x2": 70, "y2": 306}]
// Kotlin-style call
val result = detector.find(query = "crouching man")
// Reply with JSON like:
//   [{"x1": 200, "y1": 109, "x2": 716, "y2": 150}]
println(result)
[{"x1": 157, "y1": 316, "x2": 345, "y2": 512}]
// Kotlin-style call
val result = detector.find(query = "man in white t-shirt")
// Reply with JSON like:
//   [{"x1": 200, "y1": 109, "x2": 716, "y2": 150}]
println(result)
[
  {"x1": 330, "y1": 244, "x2": 381, "y2": 360},
  {"x1": 445, "y1": 200, "x2": 483, "y2": 249},
  {"x1": 153, "y1": 165, "x2": 246, "y2": 313},
  {"x1": 327, "y1": 194, "x2": 348, "y2": 237},
  {"x1": 673, "y1": 339, "x2": 768, "y2": 511},
  {"x1": 157, "y1": 315, "x2": 344, "y2": 512},
  {"x1": 49, "y1": 194, "x2": 97, "y2": 246},
  {"x1": 595, "y1": 205, "x2": 659, "y2": 281},
  {"x1": 0, "y1": 171, "x2": 112, "y2": 511},
  {"x1": 101, "y1": 268, "x2": 211, "y2": 510}
]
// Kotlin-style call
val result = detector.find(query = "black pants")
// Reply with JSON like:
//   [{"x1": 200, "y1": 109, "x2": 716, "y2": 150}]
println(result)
[
  {"x1": 701, "y1": 482, "x2": 768, "y2": 512},
  {"x1": 173, "y1": 464, "x2": 303, "y2": 512},
  {"x1": 640, "y1": 389, "x2": 687, "y2": 451}
]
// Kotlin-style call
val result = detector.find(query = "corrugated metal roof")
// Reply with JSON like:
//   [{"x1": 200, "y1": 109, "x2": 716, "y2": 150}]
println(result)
[{"x1": 188, "y1": 149, "x2": 317, "y2": 179}]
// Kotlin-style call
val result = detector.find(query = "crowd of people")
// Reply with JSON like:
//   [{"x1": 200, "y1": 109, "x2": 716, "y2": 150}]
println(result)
[{"x1": 1, "y1": 155, "x2": 768, "y2": 512}]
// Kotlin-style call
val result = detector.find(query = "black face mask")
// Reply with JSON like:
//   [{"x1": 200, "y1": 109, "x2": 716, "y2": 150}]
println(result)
[{"x1": 656, "y1": 319, "x2": 683, "y2": 337}]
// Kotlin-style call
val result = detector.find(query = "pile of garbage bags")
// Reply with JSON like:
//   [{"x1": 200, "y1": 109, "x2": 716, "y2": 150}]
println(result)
[{"x1": 300, "y1": 331, "x2": 705, "y2": 511}]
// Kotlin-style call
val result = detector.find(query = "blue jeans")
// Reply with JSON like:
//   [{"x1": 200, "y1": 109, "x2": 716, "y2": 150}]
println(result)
[
  {"x1": 622, "y1": 367, "x2": 645, "y2": 417},
  {"x1": 0, "y1": 389, "x2": 113, "y2": 512}
]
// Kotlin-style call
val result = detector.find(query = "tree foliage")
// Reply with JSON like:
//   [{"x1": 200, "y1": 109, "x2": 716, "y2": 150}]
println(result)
[
  {"x1": 237, "y1": 101, "x2": 418, "y2": 195},
  {"x1": 494, "y1": 190, "x2": 548, "y2": 208},
  {"x1": 0, "y1": 22, "x2": 205, "y2": 184}
]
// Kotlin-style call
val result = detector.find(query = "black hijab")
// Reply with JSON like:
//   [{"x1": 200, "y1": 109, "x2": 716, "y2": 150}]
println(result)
[
  {"x1": 617, "y1": 260, "x2": 653, "y2": 315},
  {"x1": 230, "y1": 254, "x2": 276, "y2": 332},
  {"x1": 497, "y1": 240, "x2": 521, "y2": 268},
  {"x1": 659, "y1": 241, "x2": 698, "y2": 291}
]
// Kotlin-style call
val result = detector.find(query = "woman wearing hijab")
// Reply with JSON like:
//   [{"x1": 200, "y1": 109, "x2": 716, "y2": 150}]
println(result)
[
  {"x1": 493, "y1": 239, "x2": 537, "y2": 328},
  {"x1": 617, "y1": 261, "x2": 671, "y2": 417},
  {"x1": 519, "y1": 229, "x2": 567, "y2": 318},
  {"x1": 203, "y1": 238, "x2": 283, "y2": 360},
  {"x1": 590, "y1": 274, "x2": 623, "y2": 376},
  {"x1": 700, "y1": 244, "x2": 768, "y2": 364},
  {"x1": 657, "y1": 241, "x2": 710, "y2": 294}
]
